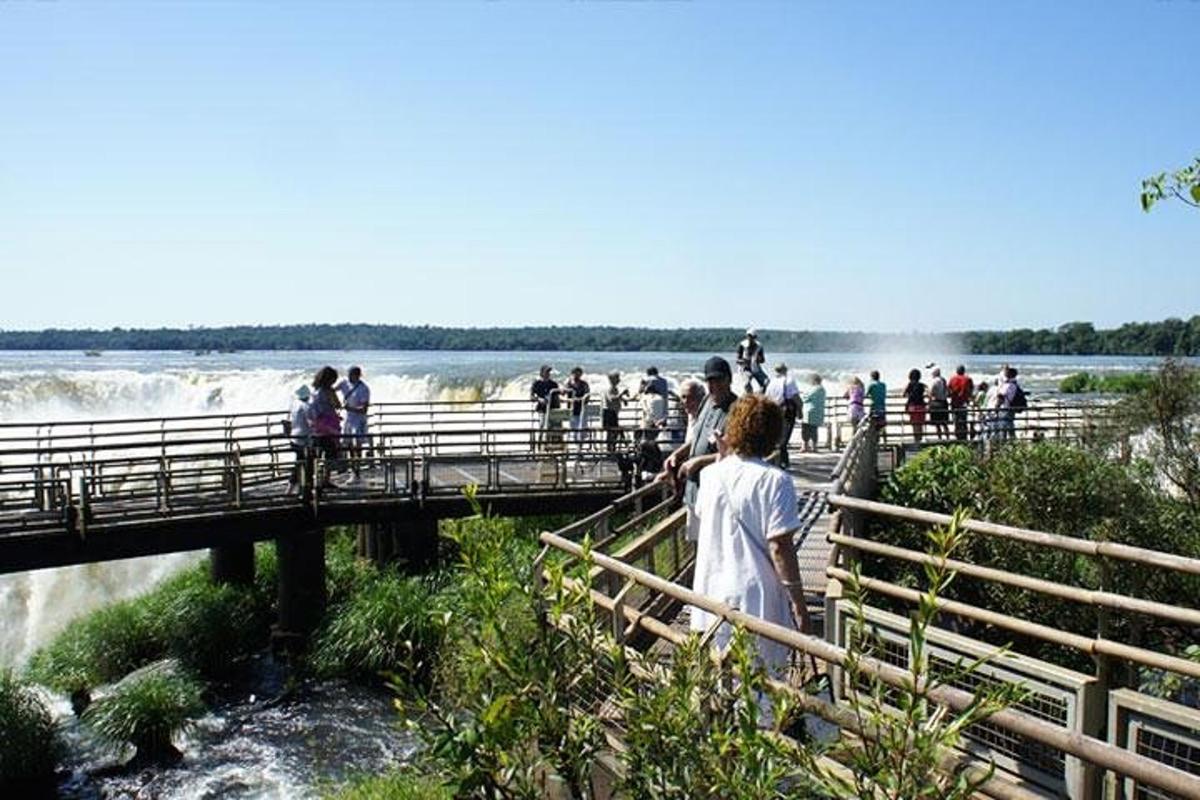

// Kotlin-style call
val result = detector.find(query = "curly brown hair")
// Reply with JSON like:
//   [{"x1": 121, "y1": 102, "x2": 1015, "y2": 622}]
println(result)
[
  {"x1": 312, "y1": 366, "x2": 339, "y2": 390},
  {"x1": 723, "y1": 394, "x2": 783, "y2": 459}
]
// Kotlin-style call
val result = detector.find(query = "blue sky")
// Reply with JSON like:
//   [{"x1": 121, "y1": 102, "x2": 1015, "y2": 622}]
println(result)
[{"x1": 1, "y1": 1, "x2": 1196, "y2": 332}]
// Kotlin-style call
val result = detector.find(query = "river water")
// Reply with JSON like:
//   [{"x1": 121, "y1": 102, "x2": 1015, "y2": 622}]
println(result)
[{"x1": 0, "y1": 348, "x2": 1169, "y2": 797}]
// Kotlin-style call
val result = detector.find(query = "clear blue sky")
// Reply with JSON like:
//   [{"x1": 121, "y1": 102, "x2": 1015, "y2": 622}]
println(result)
[{"x1": 1, "y1": 1, "x2": 1196, "y2": 333}]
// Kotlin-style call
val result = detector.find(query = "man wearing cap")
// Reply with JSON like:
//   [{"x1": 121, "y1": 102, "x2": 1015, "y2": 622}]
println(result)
[
  {"x1": 659, "y1": 356, "x2": 737, "y2": 541},
  {"x1": 286, "y1": 385, "x2": 312, "y2": 494},
  {"x1": 765, "y1": 363, "x2": 800, "y2": 467},
  {"x1": 736, "y1": 328, "x2": 768, "y2": 394}
]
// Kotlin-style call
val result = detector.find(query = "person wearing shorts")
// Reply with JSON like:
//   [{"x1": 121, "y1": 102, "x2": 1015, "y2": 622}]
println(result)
[{"x1": 337, "y1": 366, "x2": 371, "y2": 474}]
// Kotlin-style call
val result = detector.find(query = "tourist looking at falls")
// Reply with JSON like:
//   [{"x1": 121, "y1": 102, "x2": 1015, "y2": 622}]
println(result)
[
  {"x1": 688, "y1": 392, "x2": 811, "y2": 718},
  {"x1": 735, "y1": 328, "x2": 768, "y2": 394},
  {"x1": 658, "y1": 356, "x2": 736, "y2": 543}
]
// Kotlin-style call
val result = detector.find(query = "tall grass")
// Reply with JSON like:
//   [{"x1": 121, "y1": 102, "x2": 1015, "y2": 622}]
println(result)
[
  {"x1": 26, "y1": 598, "x2": 168, "y2": 695},
  {"x1": 0, "y1": 670, "x2": 61, "y2": 790},
  {"x1": 310, "y1": 571, "x2": 446, "y2": 686},
  {"x1": 81, "y1": 662, "x2": 205, "y2": 763},
  {"x1": 27, "y1": 542, "x2": 281, "y2": 693}
]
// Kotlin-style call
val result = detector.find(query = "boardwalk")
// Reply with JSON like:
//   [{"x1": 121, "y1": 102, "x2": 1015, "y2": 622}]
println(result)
[{"x1": 0, "y1": 395, "x2": 1102, "y2": 575}]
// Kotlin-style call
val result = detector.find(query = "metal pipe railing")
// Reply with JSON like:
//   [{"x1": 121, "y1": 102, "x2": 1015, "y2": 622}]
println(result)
[{"x1": 539, "y1": 528, "x2": 1200, "y2": 798}]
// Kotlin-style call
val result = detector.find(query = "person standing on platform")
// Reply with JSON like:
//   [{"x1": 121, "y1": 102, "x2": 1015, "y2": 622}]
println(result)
[
  {"x1": 337, "y1": 366, "x2": 371, "y2": 473},
  {"x1": 928, "y1": 367, "x2": 950, "y2": 441},
  {"x1": 689, "y1": 393, "x2": 811, "y2": 707},
  {"x1": 309, "y1": 366, "x2": 343, "y2": 479},
  {"x1": 845, "y1": 376, "x2": 866, "y2": 428},
  {"x1": 765, "y1": 363, "x2": 800, "y2": 467},
  {"x1": 736, "y1": 328, "x2": 768, "y2": 394},
  {"x1": 800, "y1": 373, "x2": 827, "y2": 452},
  {"x1": 659, "y1": 356, "x2": 737, "y2": 542},
  {"x1": 602, "y1": 371, "x2": 629, "y2": 453},
  {"x1": 903, "y1": 368, "x2": 928, "y2": 443},
  {"x1": 948, "y1": 365, "x2": 975, "y2": 441},
  {"x1": 638, "y1": 366, "x2": 669, "y2": 440},
  {"x1": 678, "y1": 378, "x2": 707, "y2": 446},
  {"x1": 530, "y1": 365, "x2": 561, "y2": 450},
  {"x1": 866, "y1": 370, "x2": 888, "y2": 438},
  {"x1": 564, "y1": 367, "x2": 591, "y2": 445},
  {"x1": 531, "y1": 365, "x2": 560, "y2": 423},
  {"x1": 286, "y1": 385, "x2": 312, "y2": 494}
]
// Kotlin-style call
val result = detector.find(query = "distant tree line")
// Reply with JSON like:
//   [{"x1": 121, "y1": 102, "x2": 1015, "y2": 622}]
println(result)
[{"x1": 0, "y1": 317, "x2": 1198, "y2": 355}]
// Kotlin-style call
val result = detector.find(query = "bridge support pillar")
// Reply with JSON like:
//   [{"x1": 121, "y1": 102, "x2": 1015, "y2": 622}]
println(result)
[
  {"x1": 401, "y1": 516, "x2": 440, "y2": 571},
  {"x1": 357, "y1": 518, "x2": 439, "y2": 571},
  {"x1": 210, "y1": 542, "x2": 255, "y2": 586},
  {"x1": 273, "y1": 526, "x2": 326, "y2": 653}
]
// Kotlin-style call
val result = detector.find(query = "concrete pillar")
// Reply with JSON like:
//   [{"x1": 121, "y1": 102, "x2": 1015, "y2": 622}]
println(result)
[
  {"x1": 273, "y1": 526, "x2": 326, "y2": 653},
  {"x1": 210, "y1": 542, "x2": 255, "y2": 586},
  {"x1": 400, "y1": 516, "x2": 440, "y2": 571}
]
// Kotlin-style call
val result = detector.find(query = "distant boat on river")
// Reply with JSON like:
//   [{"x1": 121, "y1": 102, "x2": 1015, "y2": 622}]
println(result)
[{"x1": 84, "y1": 350, "x2": 102, "y2": 357}]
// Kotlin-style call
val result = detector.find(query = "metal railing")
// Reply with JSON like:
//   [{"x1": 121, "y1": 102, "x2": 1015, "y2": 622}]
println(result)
[
  {"x1": 537, "y1": 416, "x2": 1200, "y2": 798},
  {"x1": 0, "y1": 398, "x2": 682, "y2": 537}
]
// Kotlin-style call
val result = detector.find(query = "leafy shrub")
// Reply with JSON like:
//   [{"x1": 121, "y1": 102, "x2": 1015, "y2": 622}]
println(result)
[
  {"x1": 880, "y1": 444, "x2": 985, "y2": 514},
  {"x1": 324, "y1": 770, "x2": 455, "y2": 800},
  {"x1": 82, "y1": 662, "x2": 204, "y2": 763},
  {"x1": 0, "y1": 670, "x2": 61, "y2": 790},
  {"x1": 875, "y1": 439, "x2": 1200, "y2": 671}
]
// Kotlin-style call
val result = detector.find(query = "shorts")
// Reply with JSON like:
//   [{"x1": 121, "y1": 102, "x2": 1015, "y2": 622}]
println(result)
[
  {"x1": 929, "y1": 403, "x2": 949, "y2": 424},
  {"x1": 342, "y1": 414, "x2": 367, "y2": 439},
  {"x1": 906, "y1": 405, "x2": 927, "y2": 424}
]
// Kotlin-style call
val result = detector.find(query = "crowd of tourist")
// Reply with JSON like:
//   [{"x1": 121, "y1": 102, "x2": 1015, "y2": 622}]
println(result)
[{"x1": 282, "y1": 337, "x2": 1031, "y2": 691}]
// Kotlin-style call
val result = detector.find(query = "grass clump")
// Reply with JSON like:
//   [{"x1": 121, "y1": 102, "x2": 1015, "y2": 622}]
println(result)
[
  {"x1": 0, "y1": 670, "x2": 62, "y2": 791},
  {"x1": 324, "y1": 770, "x2": 455, "y2": 800},
  {"x1": 27, "y1": 549, "x2": 282, "y2": 694},
  {"x1": 158, "y1": 578, "x2": 270, "y2": 679},
  {"x1": 26, "y1": 599, "x2": 167, "y2": 695},
  {"x1": 310, "y1": 571, "x2": 446, "y2": 686},
  {"x1": 82, "y1": 662, "x2": 204, "y2": 764}
]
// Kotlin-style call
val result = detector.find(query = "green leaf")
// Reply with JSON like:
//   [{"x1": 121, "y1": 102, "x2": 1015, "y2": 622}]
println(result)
[{"x1": 1190, "y1": 183, "x2": 1200, "y2": 204}]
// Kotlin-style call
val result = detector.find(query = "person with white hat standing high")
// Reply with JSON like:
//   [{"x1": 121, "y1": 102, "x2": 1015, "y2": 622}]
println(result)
[{"x1": 736, "y1": 328, "x2": 768, "y2": 394}]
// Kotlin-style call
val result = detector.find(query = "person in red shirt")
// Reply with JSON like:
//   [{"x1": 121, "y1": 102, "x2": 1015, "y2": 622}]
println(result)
[{"x1": 947, "y1": 364, "x2": 975, "y2": 441}]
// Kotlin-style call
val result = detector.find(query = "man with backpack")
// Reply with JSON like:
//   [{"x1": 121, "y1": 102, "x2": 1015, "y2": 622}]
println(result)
[{"x1": 1000, "y1": 366, "x2": 1026, "y2": 440}]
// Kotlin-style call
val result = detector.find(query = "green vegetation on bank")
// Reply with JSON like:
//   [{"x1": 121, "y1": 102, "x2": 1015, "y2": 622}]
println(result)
[
  {"x1": 877, "y1": 440, "x2": 1200, "y2": 680},
  {"x1": 325, "y1": 771, "x2": 454, "y2": 800},
  {"x1": 1058, "y1": 371, "x2": 1154, "y2": 393},
  {"x1": 3, "y1": 316, "x2": 1200, "y2": 355},
  {"x1": 26, "y1": 558, "x2": 275, "y2": 695}
]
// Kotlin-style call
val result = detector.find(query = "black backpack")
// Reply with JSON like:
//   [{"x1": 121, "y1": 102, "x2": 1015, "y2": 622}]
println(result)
[{"x1": 1009, "y1": 384, "x2": 1028, "y2": 412}]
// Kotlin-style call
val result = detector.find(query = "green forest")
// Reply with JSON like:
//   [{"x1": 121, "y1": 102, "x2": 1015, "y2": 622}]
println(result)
[{"x1": 1, "y1": 317, "x2": 1198, "y2": 356}]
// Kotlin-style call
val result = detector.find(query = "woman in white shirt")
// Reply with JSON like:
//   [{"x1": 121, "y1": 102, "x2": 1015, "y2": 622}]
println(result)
[{"x1": 691, "y1": 394, "x2": 811, "y2": 680}]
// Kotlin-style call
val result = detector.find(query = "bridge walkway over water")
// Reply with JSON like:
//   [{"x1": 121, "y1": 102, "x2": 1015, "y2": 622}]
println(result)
[{"x1": 0, "y1": 395, "x2": 1108, "y2": 575}]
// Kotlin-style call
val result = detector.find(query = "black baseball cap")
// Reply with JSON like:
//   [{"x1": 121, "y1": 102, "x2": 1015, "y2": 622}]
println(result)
[{"x1": 703, "y1": 356, "x2": 732, "y2": 380}]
